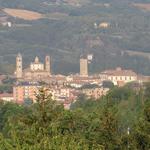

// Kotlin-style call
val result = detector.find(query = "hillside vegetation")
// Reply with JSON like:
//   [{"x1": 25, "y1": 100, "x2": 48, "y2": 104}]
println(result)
[
  {"x1": 0, "y1": 84, "x2": 150, "y2": 149},
  {"x1": 0, "y1": 0, "x2": 150, "y2": 75}
]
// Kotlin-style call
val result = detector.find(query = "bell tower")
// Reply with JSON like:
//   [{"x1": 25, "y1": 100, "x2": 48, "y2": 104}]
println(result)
[
  {"x1": 45, "y1": 55, "x2": 51, "y2": 75},
  {"x1": 16, "y1": 53, "x2": 23, "y2": 78},
  {"x1": 80, "y1": 57, "x2": 88, "y2": 77}
]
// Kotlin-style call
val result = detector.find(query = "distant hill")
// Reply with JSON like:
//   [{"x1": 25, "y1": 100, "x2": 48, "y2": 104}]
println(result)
[{"x1": 0, "y1": 0, "x2": 150, "y2": 75}]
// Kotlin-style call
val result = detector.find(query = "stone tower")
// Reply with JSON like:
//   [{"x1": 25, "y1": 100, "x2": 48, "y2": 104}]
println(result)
[
  {"x1": 80, "y1": 57, "x2": 88, "y2": 77},
  {"x1": 45, "y1": 55, "x2": 51, "y2": 74},
  {"x1": 16, "y1": 53, "x2": 23, "y2": 78}
]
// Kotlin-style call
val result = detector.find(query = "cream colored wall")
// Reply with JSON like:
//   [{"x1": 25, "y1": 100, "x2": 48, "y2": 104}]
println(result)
[
  {"x1": 30, "y1": 63, "x2": 44, "y2": 71},
  {"x1": 108, "y1": 75, "x2": 137, "y2": 85}
]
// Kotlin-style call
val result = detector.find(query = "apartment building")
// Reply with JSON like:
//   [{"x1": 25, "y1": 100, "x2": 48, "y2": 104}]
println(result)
[{"x1": 13, "y1": 82, "x2": 41, "y2": 104}]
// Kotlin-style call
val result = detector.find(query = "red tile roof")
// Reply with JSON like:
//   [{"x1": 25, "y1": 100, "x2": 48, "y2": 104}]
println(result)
[{"x1": 102, "y1": 67, "x2": 137, "y2": 76}]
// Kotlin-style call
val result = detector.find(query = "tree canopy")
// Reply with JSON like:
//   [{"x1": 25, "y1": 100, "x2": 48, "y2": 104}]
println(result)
[{"x1": 0, "y1": 84, "x2": 150, "y2": 149}]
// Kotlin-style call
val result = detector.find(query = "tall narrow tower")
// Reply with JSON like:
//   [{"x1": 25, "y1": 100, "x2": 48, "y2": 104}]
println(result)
[
  {"x1": 16, "y1": 53, "x2": 23, "y2": 78},
  {"x1": 80, "y1": 57, "x2": 88, "y2": 77},
  {"x1": 45, "y1": 55, "x2": 51, "y2": 75}
]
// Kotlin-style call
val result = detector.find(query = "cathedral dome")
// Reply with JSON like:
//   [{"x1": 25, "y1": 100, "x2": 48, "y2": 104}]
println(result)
[{"x1": 35, "y1": 56, "x2": 39, "y2": 63}]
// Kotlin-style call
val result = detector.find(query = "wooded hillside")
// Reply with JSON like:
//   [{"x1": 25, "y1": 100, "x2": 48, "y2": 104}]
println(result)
[{"x1": 0, "y1": 0, "x2": 150, "y2": 75}]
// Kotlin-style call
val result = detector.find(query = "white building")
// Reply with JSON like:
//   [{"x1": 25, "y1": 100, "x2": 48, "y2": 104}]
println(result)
[
  {"x1": 100, "y1": 67, "x2": 137, "y2": 86},
  {"x1": 48, "y1": 88, "x2": 72, "y2": 102},
  {"x1": 15, "y1": 53, "x2": 51, "y2": 80},
  {"x1": 0, "y1": 93, "x2": 14, "y2": 102},
  {"x1": 30, "y1": 57, "x2": 44, "y2": 71}
]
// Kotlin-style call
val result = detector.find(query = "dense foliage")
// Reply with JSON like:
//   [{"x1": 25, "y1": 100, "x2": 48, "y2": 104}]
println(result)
[
  {"x1": 0, "y1": 77, "x2": 15, "y2": 93},
  {"x1": 0, "y1": 84, "x2": 150, "y2": 149}
]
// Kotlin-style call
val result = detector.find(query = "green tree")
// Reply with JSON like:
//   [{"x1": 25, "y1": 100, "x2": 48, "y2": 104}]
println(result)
[
  {"x1": 132, "y1": 101, "x2": 150, "y2": 150},
  {"x1": 86, "y1": 103, "x2": 122, "y2": 150},
  {"x1": 103, "y1": 80, "x2": 114, "y2": 89}
]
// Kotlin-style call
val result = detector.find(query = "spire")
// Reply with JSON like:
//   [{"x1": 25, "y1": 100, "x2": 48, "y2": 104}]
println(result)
[{"x1": 17, "y1": 53, "x2": 22, "y2": 57}]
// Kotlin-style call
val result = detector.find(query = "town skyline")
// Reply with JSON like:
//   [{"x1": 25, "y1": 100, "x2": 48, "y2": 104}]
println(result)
[
  {"x1": 0, "y1": 52, "x2": 147, "y2": 106},
  {"x1": 0, "y1": 0, "x2": 150, "y2": 148}
]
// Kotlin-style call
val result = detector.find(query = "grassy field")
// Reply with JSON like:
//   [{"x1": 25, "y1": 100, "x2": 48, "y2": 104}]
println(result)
[{"x1": 3, "y1": 8, "x2": 44, "y2": 20}]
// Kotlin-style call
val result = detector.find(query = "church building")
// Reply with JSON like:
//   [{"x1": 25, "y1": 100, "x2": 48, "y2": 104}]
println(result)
[{"x1": 15, "y1": 53, "x2": 51, "y2": 80}]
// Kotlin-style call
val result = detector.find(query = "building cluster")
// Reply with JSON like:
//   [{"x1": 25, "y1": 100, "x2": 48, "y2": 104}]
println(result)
[
  {"x1": 15, "y1": 53, "x2": 92, "y2": 80},
  {"x1": 13, "y1": 81, "x2": 78, "y2": 105},
  {"x1": 82, "y1": 88, "x2": 109, "y2": 99},
  {"x1": 15, "y1": 54, "x2": 51, "y2": 80},
  {"x1": 100, "y1": 67, "x2": 138, "y2": 86},
  {"x1": 0, "y1": 53, "x2": 149, "y2": 109}
]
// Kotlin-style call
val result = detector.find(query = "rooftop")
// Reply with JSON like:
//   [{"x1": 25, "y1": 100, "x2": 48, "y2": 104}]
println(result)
[
  {"x1": 15, "y1": 81, "x2": 40, "y2": 86},
  {"x1": 102, "y1": 67, "x2": 137, "y2": 76},
  {"x1": 0, "y1": 93, "x2": 13, "y2": 98}
]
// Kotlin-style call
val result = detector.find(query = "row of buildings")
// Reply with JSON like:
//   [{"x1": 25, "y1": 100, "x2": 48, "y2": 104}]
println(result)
[
  {"x1": 0, "y1": 53, "x2": 148, "y2": 108},
  {"x1": 15, "y1": 53, "x2": 138, "y2": 86},
  {"x1": 14, "y1": 52, "x2": 138, "y2": 87},
  {"x1": 12, "y1": 81, "x2": 109, "y2": 106}
]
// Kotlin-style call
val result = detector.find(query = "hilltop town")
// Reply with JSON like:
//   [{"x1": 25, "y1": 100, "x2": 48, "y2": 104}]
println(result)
[
  {"x1": 0, "y1": 53, "x2": 149, "y2": 109},
  {"x1": 0, "y1": 1, "x2": 150, "y2": 148},
  {"x1": 0, "y1": 0, "x2": 150, "y2": 108}
]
